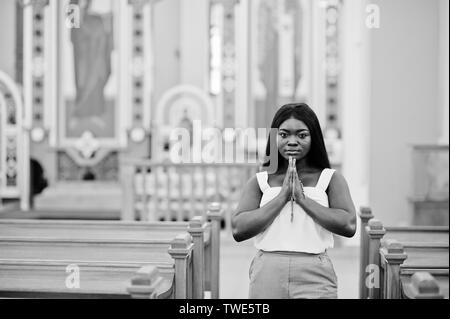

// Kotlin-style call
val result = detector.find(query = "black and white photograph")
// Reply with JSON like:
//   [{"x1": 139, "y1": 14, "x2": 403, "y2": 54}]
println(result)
[{"x1": 0, "y1": 0, "x2": 448, "y2": 304}]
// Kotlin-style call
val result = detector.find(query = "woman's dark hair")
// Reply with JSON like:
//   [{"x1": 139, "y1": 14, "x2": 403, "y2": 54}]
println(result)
[{"x1": 262, "y1": 103, "x2": 331, "y2": 171}]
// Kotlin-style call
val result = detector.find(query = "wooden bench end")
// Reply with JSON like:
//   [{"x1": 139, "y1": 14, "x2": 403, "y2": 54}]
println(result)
[{"x1": 402, "y1": 272, "x2": 444, "y2": 299}]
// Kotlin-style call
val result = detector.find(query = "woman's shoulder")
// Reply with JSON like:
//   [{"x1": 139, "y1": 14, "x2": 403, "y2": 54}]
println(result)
[
  {"x1": 328, "y1": 170, "x2": 349, "y2": 190},
  {"x1": 245, "y1": 174, "x2": 262, "y2": 190}
]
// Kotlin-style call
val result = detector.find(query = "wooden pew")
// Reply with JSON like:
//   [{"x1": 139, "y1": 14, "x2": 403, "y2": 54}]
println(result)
[
  {"x1": 359, "y1": 207, "x2": 374, "y2": 299},
  {"x1": 365, "y1": 221, "x2": 448, "y2": 299},
  {"x1": 358, "y1": 208, "x2": 449, "y2": 299},
  {"x1": 0, "y1": 202, "x2": 224, "y2": 299},
  {"x1": 379, "y1": 239, "x2": 449, "y2": 299},
  {"x1": 0, "y1": 232, "x2": 193, "y2": 298},
  {"x1": 402, "y1": 271, "x2": 447, "y2": 299}
]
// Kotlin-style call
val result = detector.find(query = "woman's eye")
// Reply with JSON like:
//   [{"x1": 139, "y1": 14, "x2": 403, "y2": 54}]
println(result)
[
  {"x1": 298, "y1": 134, "x2": 308, "y2": 139},
  {"x1": 279, "y1": 132, "x2": 287, "y2": 138}
]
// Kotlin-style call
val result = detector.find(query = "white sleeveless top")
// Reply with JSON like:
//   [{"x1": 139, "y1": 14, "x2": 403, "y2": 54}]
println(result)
[{"x1": 254, "y1": 168, "x2": 335, "y2": 253}]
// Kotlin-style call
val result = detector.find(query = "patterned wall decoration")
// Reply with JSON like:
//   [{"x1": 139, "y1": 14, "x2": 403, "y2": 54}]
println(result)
[
  {"x1": 323, "y1": 0, "x2": 343, "y2": 168},
  {"x1": 129, "y1": 0, "x2": 146, "y2": 129},
  {"x1": 30, "y1": 0, "x2": 48, "y2": 131},
  {"x1": 324, "y1": 0, "x2": 341, "y2": 131},
  {"x1": 57, "y1": 151, "x2": 119, "y2": 181},
  {"x1": 5, "y1": 136, "x2": 18, "y2": 187},
  {"x1": 210, "y1": 0, "x2": 239, "y2": 128},
  {"x1": 0, "y1": 76, "x2": 20, "y2": 195},
  {"x1": 128, "y1": 0, "x2": 154, "y2": 143}
]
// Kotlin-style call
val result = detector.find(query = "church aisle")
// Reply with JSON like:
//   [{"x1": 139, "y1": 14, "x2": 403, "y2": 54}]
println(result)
[{"x1": 220, "y1": 233, "x2": 359, "y2": 299}]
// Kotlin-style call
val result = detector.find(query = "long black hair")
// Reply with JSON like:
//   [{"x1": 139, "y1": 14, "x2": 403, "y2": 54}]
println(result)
[{"x1": 262, "y1": 103, "x2": 331, "y2": 171}]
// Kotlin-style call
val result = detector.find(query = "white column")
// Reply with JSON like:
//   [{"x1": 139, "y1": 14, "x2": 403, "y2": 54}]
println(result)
[
  {"x1": 295, "y1": 0, "x2": 312, "y2": 103},
  {"x1": 310, "y1": 0, "x2": 327, "y2": 126},
  {"x1": 438, "y1": 0, "x2": 449, "y2": 144},
  {"x1": 180, "y1": 0, "x2": 209, "y2": 90},
  {"x1": 340, "y1": 0, "x2": 371, "y2": 245},
  {"x1": 234, "y1": 0, "x2": 249, "y2": 128}
]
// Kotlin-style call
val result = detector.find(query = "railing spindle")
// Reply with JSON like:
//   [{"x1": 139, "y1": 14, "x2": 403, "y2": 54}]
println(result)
[
  {"x1": 190, "y1": 167, "x2": 195, "y2": 219},
  {"x1": 154, "y1": 165, "x2": 159, "y2": 220},
  {"x1": 167, "y1": 166, "x2": 171, "y2": 222},
  {"x1": 178, "y1": 166, "x2": 183, "y2": 222},
  {"x1": 202, "y1": 166, "x2": 207, "y2": 216},
  {"x1": 141, "y1": 165, "x2": 148, "y2": 221}
]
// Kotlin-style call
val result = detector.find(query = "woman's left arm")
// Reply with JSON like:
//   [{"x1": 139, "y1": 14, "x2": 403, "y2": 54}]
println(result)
[{"x1": 295, "y1": 171, "x2": 357, "y2": 237}]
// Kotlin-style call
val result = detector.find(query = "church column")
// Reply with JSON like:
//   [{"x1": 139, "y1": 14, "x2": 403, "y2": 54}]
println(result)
[
  {"x1": 340, "y1": 0, "x2": 371, "y2": 245},
  {"x1": 234, "y1": 0, "x2": 250, "y2": 129},
  {"x1": 24, "y1": 0, "x2": 50, "y2": 142},
  {"x1": 180, "y1": 0, "x2": 209, "y2": 90},
  {"x1": 213, "y1": 0, "x2": 239, "y2": 129},
  {"x1": 22, "y1": 0, "x2": 53, "y2": 209},
  {"x1": 310, "y1": 0, "x2": 327, "y2": 126},
  {"x1": 128, "y1": 0, "x2": 156, "y2": 144}
]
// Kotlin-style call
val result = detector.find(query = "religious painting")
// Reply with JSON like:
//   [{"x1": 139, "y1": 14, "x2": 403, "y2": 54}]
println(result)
[{"x1": 59, "y1": 0, "x2": 119, "y2": 141}]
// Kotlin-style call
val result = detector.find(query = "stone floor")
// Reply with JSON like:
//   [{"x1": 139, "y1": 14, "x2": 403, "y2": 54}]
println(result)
[{"x1": 220, "y1": 233, "x2": 359, "y2": 299}]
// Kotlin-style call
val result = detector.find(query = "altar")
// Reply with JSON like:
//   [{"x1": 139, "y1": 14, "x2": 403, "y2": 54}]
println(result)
[{"x1": 1, "y1": 0, "x2": 346, "y2": 216}]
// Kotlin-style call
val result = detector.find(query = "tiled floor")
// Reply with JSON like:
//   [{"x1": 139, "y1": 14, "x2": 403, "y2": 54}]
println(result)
[{"x1": 220, "y1": 233, "x2": 359, "y2": 299}]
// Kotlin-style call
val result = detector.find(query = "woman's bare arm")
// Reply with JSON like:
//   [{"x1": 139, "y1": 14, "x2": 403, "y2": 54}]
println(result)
[
  {"x1": 296, "y1": 171, "x2": 357, "y2": 237},
  {"x1": 231, "y1": 175, "x2": 290, "y2": 242}
]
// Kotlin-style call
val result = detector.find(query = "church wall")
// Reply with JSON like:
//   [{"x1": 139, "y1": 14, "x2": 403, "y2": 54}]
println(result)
[
  {"x1": 438, "y1": 0, "x2": 449, "y2": 144},
  {"x1": 0, "y1": 0, "x2": 16, "y2": 80},
  {"x1": 369, "y1": 0, "x2": 441, "y2": 225}
]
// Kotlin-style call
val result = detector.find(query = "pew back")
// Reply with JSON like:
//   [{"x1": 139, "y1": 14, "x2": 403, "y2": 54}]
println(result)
[
  {"x1": 0, "y1": 260, "x2": 174, "y2": 298},
  {"x1": 379, "y1": 240, "x2": 449, "y2": 299},
  {"x1": 0, "y1": 229, "x2": 195, "y2": 298},
  {"x1": 358, "y1": 208, "x2": 449, "y2": 299},
  {"x1": 383, "y1": 226, "x2": 449, "y2": 245},
  {"x1": 401, "y1": 270, "x2": 448, "y2": 299},
  {"x1": 0, "y1": 204, "x2": 224, "y2": 299}
]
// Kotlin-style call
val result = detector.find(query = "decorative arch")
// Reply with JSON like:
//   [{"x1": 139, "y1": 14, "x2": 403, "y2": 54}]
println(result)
[
  {"x1": 154, "y1": 85, "x2": 215, "y2": 127},
  {"x1": 152, "y1": 85, "x2": 215, "y2": 161}
]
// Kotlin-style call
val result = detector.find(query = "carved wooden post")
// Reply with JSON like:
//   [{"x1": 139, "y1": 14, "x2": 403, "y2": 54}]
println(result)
[
  {"x1": 207, "y1": 202, "x2": 223, "y2": 299},
  {"x1": 121, "y1": 160, "x2": 136, "y2": 221},
  {"x1": 358, "y1": 206, "x2": 374, "y2": 299},
  {"x1": 403, "y1": 272, "x2": 444, "y2": 299},
  {"x1": 204, "y1": 223, "x2": 212, "y2": 295},
  {"x1": 367, "y1": 219, "x2": 386, "y2": 299},
  {"x1": 127, "y1": 265, "x2": 165, "y2": 299},
  {"x1": 188, "y1": 216, "x2": 206, "y2": 299},
  {"x1": 168, "y1": 233, "x2": 194, "y2": 299},
  {"x1": 380, "y1": 239, "x2": 407, "y2": 299}
]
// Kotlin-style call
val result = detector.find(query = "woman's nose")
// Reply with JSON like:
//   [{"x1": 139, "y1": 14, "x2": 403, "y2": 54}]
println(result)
[{"x1": 287, "y1": 138, "x2": 299, "y2": 146}]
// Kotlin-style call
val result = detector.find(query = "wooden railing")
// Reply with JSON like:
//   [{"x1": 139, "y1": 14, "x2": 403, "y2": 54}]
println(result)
[{"x1": 121, "y1": 159, "x2": 260, "y2": 234}]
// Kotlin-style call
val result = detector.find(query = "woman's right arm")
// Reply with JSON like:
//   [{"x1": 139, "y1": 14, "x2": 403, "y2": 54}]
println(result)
[{"x1": 231, "y1": 175, "x2": 290, "y2": 242}]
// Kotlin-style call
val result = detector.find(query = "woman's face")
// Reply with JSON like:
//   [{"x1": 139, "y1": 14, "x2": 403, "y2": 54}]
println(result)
[{"x1": 277, "y1": 117, "x2": 312, "y2": 162}]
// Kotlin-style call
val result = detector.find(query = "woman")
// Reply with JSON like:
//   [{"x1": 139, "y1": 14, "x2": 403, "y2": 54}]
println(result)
[{"x1": 231, "y1": 103, "x2": 356, "y2": 299}]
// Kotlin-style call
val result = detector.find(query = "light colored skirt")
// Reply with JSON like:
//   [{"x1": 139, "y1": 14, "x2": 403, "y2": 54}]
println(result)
[{"x1": 248, "y1": 250, "x2": 338, "y2": 299}]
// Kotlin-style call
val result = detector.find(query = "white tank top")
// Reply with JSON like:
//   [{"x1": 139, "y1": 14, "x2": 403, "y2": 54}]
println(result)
[{"x1": 254, "y1": 168, "x2": 335, "y2": 253}]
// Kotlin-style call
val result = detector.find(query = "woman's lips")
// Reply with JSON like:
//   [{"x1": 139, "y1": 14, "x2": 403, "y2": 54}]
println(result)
[{"x1": 285, "y1": 150, "x2": 300, "y2": 155}]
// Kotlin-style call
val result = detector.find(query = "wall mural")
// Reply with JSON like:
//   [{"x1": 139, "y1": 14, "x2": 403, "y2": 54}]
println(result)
[{"x1": 63, "y1": 0, "x2": 116, "y2": 139}]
